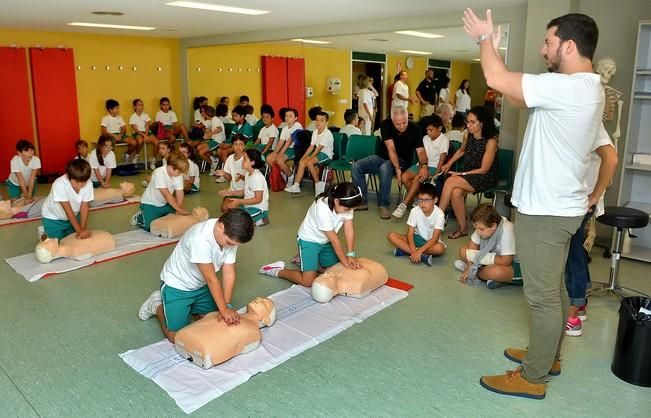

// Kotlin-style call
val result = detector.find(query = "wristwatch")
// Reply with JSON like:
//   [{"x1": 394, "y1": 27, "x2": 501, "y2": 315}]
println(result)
[
  {"x1": 420, "y1": 162, "x2": 428, "y2": 168},
  {"x1": 476, "y1": 33, "x2": 491, "y2": 45},
  {"x1": 346, "y1": 251, "x2": 356, "y2": 257}
]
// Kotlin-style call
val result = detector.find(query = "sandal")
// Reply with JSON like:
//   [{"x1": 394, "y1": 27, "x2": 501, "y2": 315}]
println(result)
[{"x1": 448, "y1": 230, "x2": 468, "y2": 240}]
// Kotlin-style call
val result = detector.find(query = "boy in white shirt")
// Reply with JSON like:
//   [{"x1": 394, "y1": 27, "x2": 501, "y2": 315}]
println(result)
[
  {"x1": 455, "y1": 203, "x2": 521, "y2": 289},
  {"x1": 41, "y1": 159, "x2": 94, "y2": 240},
  {"x1": 7, "y1": 140, "x2": 41, "y2": 201},
  {"x1": 266, "y1": 108, "x2": 303, "y2": 183},
  {"x1": 393, "y1": 114, "x2": 449, "y2": 218},
  {"x1": 221, "y1": 149, "x2": 270, "y2": 226},
  {"x1": 388, "y1": 183, "x2": 446, "y2": 266},
  {"x1": 340, "y1": 110, "x2": 362, "y2": 138},
  {"x1": 215, "y1": 135, "x2": 247, "y2": 191},
  {"x1": 254, "y1": 106, "x2": 279, "y2": 156},
  {"x1": 178, "y1": 144, "x2": 201, "y2": 194},
  {"x1": 306, "y1": 106, "x2": 322, "y2": 131},
  {"x1": 101, "y1": 99, "x2": 132, "y2": 161},
  {"x1": 285, "y1": 111, "x2": 333, "y2": 196},
  {"x1": 138, "y1": 209, "x2": 255, "y2": 343},
  {"x1": 130, "y1": 151, "x2": 189, "y2": 231},
  {"x1": 129, "y1": 98, "x2": 160, "y2": 166}
]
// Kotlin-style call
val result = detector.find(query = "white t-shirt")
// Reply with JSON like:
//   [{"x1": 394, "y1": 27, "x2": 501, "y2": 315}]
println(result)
[
  {"x1": 42, "y1": 174, "x2": 94, "y2": 221},
  {"x1": 210, "y1": 116, "x2": 226, "y2": 143},
  {"x1": 455, "y1": 90, "x2": 471, "y2": 113},
  {"x1": 185, "y1": 159, "x2": 201, "y2": 189},
  {"x1": 471, "y1": 216, "x2": 516, "y2": 256},
  {"x1": 244, "y1": 169, "x2": 269, "y2": 212},
  {"x1": 279, "y1": 122, "x2": 303, "y2": 149},
  {"x1": 298, "y1": 197, "x2": 354, "y2": 244},
  {"x1": 223, "y1": 153, "x2": 245, "y2": 190},
  {"x1": 161, "y1": 218, "x2": 237, "y2": 291},
  {"x1": 310, "y1": 128, "x2": 334, "y2": 159},
  {"x1": 156, "y1": 110, "x2": 178, "y2": 126},
  {"x1": 219, "y1": 116, "x2": 235, "y2": 124},
  {"x1": 258, "y1": 124, "x2": 279, "y2": 146},
  {"x1": 358, "y1": 88, "x2": 375, "y2": 118},
  {"x1": 423, "y1": 133, "x2": 449, "y2": 168},
  {"x1": 193, "y1": 108, "x2": 202, "y2": 123},
  {"x1": 245, "y1": 114, "x2": 258, "y2": 126},
  {"x1": 439, "y1": 88, "x2": 450, "y2": 103},
  {"x1": 129, "y1": 112, "x2": 151, "y2": 133},
  {"x1": 101, "y1": 115, "x2": 126, "y2": 134},
  {"x1": 446, "y1": 129, "x2": 464, "y2": 143},
  {"x1": 407, "y1": 205, "x2": 445, "y2": 241},
  {"x1": 392, "y1": 80, "x2": 409, "y2": 109},
  {"x1": 586, "y1": 124, "x2": 614, "y2": 217},
  {"x1": 8, "y1": 155, "x2": 41, "y2": 186},
  {"x1": 141, "y1": 166, "x2": 183, "y2": 207},
  {"x1": 512, "y1": 72, "x2": 604, "y2": 216},
  {"x1": 89, "y1": 149, "x2": 117, "y2": 182},
  {"x1": 340, "y1": 124, "x2": 362, "y2": 137}
]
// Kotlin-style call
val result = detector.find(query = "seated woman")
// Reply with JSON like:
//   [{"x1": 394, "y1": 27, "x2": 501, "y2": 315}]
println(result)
[{"x1": 438, "y1": 106, "x2": 498, "y2": 239}]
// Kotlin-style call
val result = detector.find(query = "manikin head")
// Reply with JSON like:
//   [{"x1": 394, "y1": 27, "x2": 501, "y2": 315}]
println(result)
[
  {"x1": 596, "y1": 57, "x2": 616, "y2": 84},
  {"x1": 312, "y1": 271, "x2": 339, "y2": 303},
  {"x1": 246, "y1": 297, "x2": 277, "y2": 327},
  {"x1": 35, "y1": 238, "x2": 60, "y2": 263},
  {"x1": 0, "y1": 200, "x2": 12, "y2": 219},
  {"x1": 119, "y1": 182, "x2": 135, "y2": 197}
]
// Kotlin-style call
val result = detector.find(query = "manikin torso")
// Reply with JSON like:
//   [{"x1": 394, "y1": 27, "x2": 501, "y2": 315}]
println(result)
[
  {"x1": 311, "y1": 258, "x2": 389, "y2": 303},
  {"x1": 149, "y1": 207, "x2": 209, "y2": 238},
  {"x1": 91, "y1": 182, "x2": 135, "y2": 207},
  {"x1": 174, "y1": 297, "x2": 276, "y2": 369},
  {"x1": 35, "y1": 230, "x2": 116, "y2": 263},
  {"x1": 0, "y1": 198, "x2": 43, "y2": 219}
]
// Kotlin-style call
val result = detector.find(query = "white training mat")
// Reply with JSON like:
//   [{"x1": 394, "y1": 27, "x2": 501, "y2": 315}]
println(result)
[
  {"x1": 120, "y1": 284, "x2": 408, "y2": 414},
  {"x1": 5, "y1": 229, "x2": 177, "y2": 282}
]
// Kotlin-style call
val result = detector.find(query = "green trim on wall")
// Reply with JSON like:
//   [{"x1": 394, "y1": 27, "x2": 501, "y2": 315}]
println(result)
[
  {"x1": 428, "y1": 59, "x2": 450, "y2": 68},
  {"x1": 352, "y1": 52, "x2": 386, "y2": 62}
]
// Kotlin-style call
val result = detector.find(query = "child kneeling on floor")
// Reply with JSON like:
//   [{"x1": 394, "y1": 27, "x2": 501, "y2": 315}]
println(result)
[
  {"x1": 130, "y1": 151, "x2": 189, "y2": 231},
  {"x1": 387, "y1": 182, "x2": 446, "y2": 266},
  {"x1": 259, "y1": 182, "x2": 362, "y2": 287},
  {"x1": 220, "y1": 148, "x2": 269, "y2": 226},
  {"x1": 138, "y1": 209, "x2": 255, "y2": 343},
  {"x1": 455, "y1": 203, "x2": 522, "y2": 289}
]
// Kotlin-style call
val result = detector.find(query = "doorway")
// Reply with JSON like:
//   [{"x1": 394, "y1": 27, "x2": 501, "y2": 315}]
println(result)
[{"x1": 352, "y1": 61, "x2": 384, "y2": 133}]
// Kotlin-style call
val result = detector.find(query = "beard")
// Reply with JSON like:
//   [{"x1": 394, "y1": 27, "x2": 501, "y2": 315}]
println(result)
[{"x1": 545, "y1": 47, "x2": 562, "y2": 73}]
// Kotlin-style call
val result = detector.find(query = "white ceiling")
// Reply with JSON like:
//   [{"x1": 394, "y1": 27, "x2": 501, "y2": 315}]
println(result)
[{"x1": 0, "y1": 0, "x2": 525, "y2": 39}]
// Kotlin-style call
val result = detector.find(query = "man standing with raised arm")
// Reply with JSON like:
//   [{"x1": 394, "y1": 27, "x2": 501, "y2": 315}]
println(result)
[{"x1": 463, "y1": 9, "x2": 603, "y2": 399}]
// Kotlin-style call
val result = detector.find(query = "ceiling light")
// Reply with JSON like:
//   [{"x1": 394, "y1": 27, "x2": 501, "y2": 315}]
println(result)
[
  {"x1": 473, "y1": 58, "x2": 481, "y2": 61},
  {"x1": 67, "y1": 22, "x2": 155, "y2": 31},
  {"x1": 399, "y1": 50, "x2": 431, "y2": 55},
  {"x1": 165, "y1": 1, "x2": 269, "y2": 15},
  {"x1": 395, "y1": 30, "x2": 444, "y2": 39},
  {"x1": 292, "y1": 39, "x2": 331, "y2": 45},
  {"x1": 499, "y1": 47, "x2": 507, "y2": 50}
]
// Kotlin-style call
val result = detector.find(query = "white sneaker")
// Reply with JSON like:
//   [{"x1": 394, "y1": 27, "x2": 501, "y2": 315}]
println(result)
[
  {"x1": 315, "y1": 181, "x2": 326, "y2": 196},
  {"x1": 131, "y1": 154, "x2": 139, "y2": 164},
  {"x1": 392, "y1": 202, "x2": 408, "y2": 219},
  {"x1": 37, "y1": 225, "x2": 45, "y2": 240},
  {"x1": 259, "y1": 261, "x2": 285, "y2": 277},
  {"x1": 210, "y1": 157, "x2": 220, "y2": 173},
  {"x1": 124, "y1": 153, "x2": 130, "y2": 163},
  {"x1": 255, "y1": 218, "x2": 269, "y2": 227},
  {"x1": 129, "y1": 211, "x2": 143, "y2": 226},
  {"x1": 454, "y1": 259, "x2": 467, "y2": 272},
  {"x1": 215, "y1": 176, "x2": 227, "y2": 183},
  {"x1": 138, "y1": 290, "x2": 162, "y2": 320},
  {"x1": 287, "y1": 175, "x2": 294, "y2": 186},
  {"x1": 285, "y1": 183, "x2": 301, "y2": 193},
  {"x1": 149, "y1": 158, "x2": 156, "y2": 170}
]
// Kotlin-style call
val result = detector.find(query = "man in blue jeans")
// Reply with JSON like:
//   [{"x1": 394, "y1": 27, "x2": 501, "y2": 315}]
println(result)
[{"x1": 351, "y1": 106, "x2": 428, "y2": 219}]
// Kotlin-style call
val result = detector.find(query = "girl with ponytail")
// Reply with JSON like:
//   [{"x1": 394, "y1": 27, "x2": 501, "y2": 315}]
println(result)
[{"x1": 90, "y1": 135, "x2": 116, "y2": 188}]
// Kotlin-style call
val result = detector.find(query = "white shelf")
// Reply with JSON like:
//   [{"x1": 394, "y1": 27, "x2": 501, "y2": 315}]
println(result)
[
  {"x1": 625, "y1": 201, "x2": 651, "y2": 216},
  {"x1": 625, "y1": 163, "x2": 651, "y2": 171},
  {"x1": 637, "y1": 70, "x2": 651, "y2": 75},
  {"x1": 622, "y1": 244, "x2": 651, "y2": 262},
  {"x1": 634, "y1": 94, "x2": 651, "y2": 100}
]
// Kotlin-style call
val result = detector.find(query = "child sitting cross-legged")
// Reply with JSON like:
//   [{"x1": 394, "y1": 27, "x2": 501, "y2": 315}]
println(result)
[
  {"x1": 455, "y1": 203, "x2": 522, "y2": 289},
  {"x1": 387, "y1": 182, "x2": 446, "y2": 266},
  {"x1": 220, "y1": 148, "x2": 269, "y2": 227}
]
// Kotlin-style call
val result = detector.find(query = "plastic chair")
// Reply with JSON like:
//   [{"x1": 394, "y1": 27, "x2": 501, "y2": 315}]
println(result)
[
  {"x1": 327, "y1": 133, "x2": 349, "y2": 183},
  {"x1": 346, "y1": 135, "x2": 381, "y2": 199},
  {"x1": 476, "y1": 149, "x2": 514, "y2": 206}
]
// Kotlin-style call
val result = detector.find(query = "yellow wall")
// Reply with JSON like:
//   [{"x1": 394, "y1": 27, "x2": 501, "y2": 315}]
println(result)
[
  {"x1": 187, "y1": 42, "x2": 351, "y2": 127},
  {"x1": 386, "y1": 53, "x2": 428, "y2": 119},
  {"x1": 0, "y1": 29, "x2": 181, "y2": 145},
  {"x1": 449, "y1": 61, "x2": 472, "y2": 110}
]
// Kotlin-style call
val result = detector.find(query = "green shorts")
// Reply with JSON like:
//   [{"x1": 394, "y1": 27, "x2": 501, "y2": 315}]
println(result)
[
  {"x1": 285, "y1": 148, "x2": 296, "y2": 159},
  {"x1": 6, "y1": 180, "x2": 37, "y2": 199},
  {"x1": 113, "y1": 133, "x2": 129, "y2": 142},
  {"x1": 408, "y1": 165, "x2": 437, "y2": 175},
  {"x1": 297, "y1": 238, "x2": 339, "y2": 272},
  {"x1": 186, "y1": 184, "x2": 200, "y2": 194},
  {"x1": 42, "y1": 214, "x2": 80, "y2": 240},
  {"x1": 207, "y1": 139, "x2": 222, "y2": 151},
  {"x1": 240, "y1": 205, "x2": 268, "y2": 222},
  {"x1": 139, "y1": 202, "x2": 175, "y2": 232},
  {"x1": 160, "y1": 282, "x2": 217, "y2": 332},
  {"x1": 513, "y1": 260, "x2": 522, "y2": 279},
  {"x1": 164, "y1": 124, "x2": 174, "y2": 130},
  {"x1": 315, "y1": 152, "x2": 330, "y2": 165},
  {"x1": 414, "y1": 233, "x2": 446, "y2": 249}
]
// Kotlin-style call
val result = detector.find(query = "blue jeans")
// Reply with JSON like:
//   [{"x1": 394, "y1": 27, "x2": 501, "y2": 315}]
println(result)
[
  {"x1": 351, "y1": 155, "x2": 406, "y2": 208},
  {"x1": 564, "y1": 210, "x2": 594, "y2": 307}
]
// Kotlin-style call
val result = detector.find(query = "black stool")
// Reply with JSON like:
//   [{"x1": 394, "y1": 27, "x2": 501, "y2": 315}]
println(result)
[{"x1": 591, "y1": 206, "x2": 650, "y2": 299}]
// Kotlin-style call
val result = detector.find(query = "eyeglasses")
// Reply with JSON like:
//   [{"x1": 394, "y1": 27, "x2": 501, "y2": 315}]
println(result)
[{"x1": 416, "y1": 198, "x2": 434, "y2": 204}]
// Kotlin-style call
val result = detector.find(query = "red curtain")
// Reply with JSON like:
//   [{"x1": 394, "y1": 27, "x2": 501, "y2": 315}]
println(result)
[
  {"x1": 0, "y1": 47, "x2": 34, "y2": 180},
  {"x1": 261, "y1": 56, "x2": 305, "y2": 126},
  {"x1": 29, "y1": 48, "x2": 80, "y2": 175},
  {"x1": 286, "y1": 58, "x2": 305, "y2": 127}
]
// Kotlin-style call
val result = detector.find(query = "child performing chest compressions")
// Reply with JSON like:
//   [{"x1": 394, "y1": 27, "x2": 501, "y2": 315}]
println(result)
[
  {"x1": 41, "y1": 159, "x2": 94, "y2": 240},
  {"x1": 7, "y1": 140, "x2": 41, "y2": 201},
  {"x1": 130, "y1": 151, "x2": 189, "y2": 231},
  {"x1": 259, "y1": 182, "x2": 362, "y2": 287},
  {"x1": 220, "y1": 148, "x2": 269, "y2": 226},
  {"x1": 387, "y1": 183, "x2": 446, "y2": 266},
  {"x1": 455, "y1": 203, "x2": 522, "y2": 289},
  {"x1": 138, "y1": 209, "x2": 255, "y2": 343}
]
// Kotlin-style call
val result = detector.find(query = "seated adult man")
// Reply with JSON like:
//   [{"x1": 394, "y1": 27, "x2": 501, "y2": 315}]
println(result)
[{"x1": 351, "y1": 106, "x2": 428, "y2": 219}]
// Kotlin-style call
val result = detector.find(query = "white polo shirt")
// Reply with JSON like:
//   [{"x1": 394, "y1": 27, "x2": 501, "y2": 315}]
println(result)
[
  {"x1": 8, "y1": 155, "x2": 41, "y2": 186},
  {"x1": 141, "y1": 166, "x2": 183, "y2": 207},
  {"x1": 298, "y1": 198, "x2": 354, "y2": 244},
  {"x1": 279, "y1": 122, "x2": 303, "y2": 149},
  {"x1": 223, "y1": 154, "x2": 245, "y2": 190},
  {"x1": 210, "y1": 117, "x2": 226, "y2": 143},
  {"x1": 258, "y1": 124, "x2": 279, "y2": 146},
  {"x1": 587, "y1": 124, "x2": 615, "y2": 217},
  {"x1": 161, "y1": 218, "x2": 237, "y2": 291},
  {"x1": 89, "y1": 149, "x2": 117, "y2": 182},
  {"x1": 243, "y1": 169, "x2": 269, "y2": 212},
  {"x1": 471, "y1": 216, "x2": 516, "y2": 256},
  {"x1": 42, "y1": 174, "x2": 94, "y2": 221},
  {"x1": 407, "y1": 205, "x2": 445, "y2": 241},
  {"x1": 423, "y1": 133, "x2": 449, "y2": 168},
  {"x1": 512, "y1": 72, "x2": 604, "y2": 217},
  {"x1": 129, "y1": 112, "x2": 151, "y2": 133},
  {"x1": 101, "y1": 114, "x2": 126, "y2": 134},
  {"x1": 156, "y1": 110, "x2": 178, "y2": 126},
  {"x1": 185, "y1": 160, "x2": 201, "y2": 189},
  {"x1": 310, "y1": 128, "x2": 334, "y2": 159},
  {"x1": 392, "y1": 80, "x2": 409, "y2": 109}
]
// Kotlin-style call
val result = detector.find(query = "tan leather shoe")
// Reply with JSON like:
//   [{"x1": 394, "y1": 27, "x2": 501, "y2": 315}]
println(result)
[
  {"x1": 379, "y1": 206, "x2": 391, "y2": 219},
  {"x1": 504, "y1": 348, "x2": 561, "y2": 376},
  {"x1": 480, "y1": 367, "x2": 546, "y2": 400}
]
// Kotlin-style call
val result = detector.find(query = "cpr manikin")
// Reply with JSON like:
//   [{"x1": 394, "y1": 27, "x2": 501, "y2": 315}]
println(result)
[
  {"x1": 0, "y1": 198, "x2": 43, "y2": 219},
  {"x1": 149, "y1": 207, "x2": 209, "y2": 238},
  {"x1": 90, "y1": 182, "x2": 136, "y2": 208},
  {"x1": 35, "y1": 231, "x2": 116, "y2": 263},
  {"x1": 311, "y1": 258, "x2": 388, "y2": 303},
  {"x1": 174, "y1": 297, "x2": 277, "y2": 369}
]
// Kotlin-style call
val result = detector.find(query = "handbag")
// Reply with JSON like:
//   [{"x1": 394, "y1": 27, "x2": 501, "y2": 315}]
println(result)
[{"x1": 270, "y1": 163, "x2": 286, "y2": 192}]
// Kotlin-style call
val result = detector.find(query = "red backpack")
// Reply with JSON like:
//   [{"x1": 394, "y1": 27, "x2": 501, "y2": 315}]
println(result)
[{"x1": 270, "y1": 163, "x2": 286, "y2": 192}]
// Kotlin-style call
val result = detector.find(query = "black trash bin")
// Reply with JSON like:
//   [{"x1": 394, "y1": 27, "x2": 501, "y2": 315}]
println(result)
[{"x1": 611, "y1": 296, "x2": 651, "y2": 387}]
